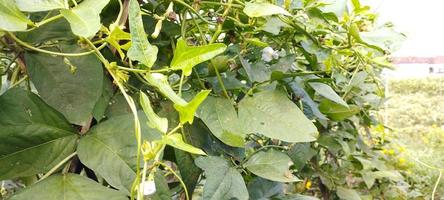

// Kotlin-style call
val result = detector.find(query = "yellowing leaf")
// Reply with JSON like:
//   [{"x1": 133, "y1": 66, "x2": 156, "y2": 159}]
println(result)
[
  {"x1": 243, "y1": 2, "x2": 291, "y2": 18},
  {"x1": 171, "y1": 38, "x2": 226, "y2": 76},
  {"x1": 106, "y1": 26, "x2": 131, "y2": 60},
  {"x1": 163, "y1": 134, "x2": 206, "y2": 155},
  {"x1": 140, "y1": 91, "x2": 168, "y2": 133},
  {"x1": 0, "y1": 0, "x2": 32, "y2": 31},
  {"x1": 60, "y1": 0, "x2": 110, "y2": 37},
  {"x1": 144, "y1": 73, "x2": 210, "y2": 124},
  {"x1": 174, "y1": 90, "x2": 211, "y2": 124},
  {"x1": 127, "y1": 0, "x2": 158, "y2": 68}
]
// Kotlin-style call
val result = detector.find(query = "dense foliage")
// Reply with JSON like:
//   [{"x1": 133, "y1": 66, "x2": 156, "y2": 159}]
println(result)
[{"x1": 0, "y1": 0, "x2": 404, "y2": 199}]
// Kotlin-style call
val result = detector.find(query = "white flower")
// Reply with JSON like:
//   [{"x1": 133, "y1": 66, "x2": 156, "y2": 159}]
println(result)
[
  {"x1": 140, "y1": 180, "x2": 156, "y2": 196},
  {"x1": 261, "y1": 47, "x2": 279, "y2": 62}
]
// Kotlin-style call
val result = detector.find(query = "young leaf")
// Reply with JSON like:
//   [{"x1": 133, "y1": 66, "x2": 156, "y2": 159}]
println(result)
[
  {"x1": 197, "y1": 96, "x2": 245, "y2": 147},
  {"x1": 0, "y1": 0, "x2": 32, "y2": 31},
  {"x1": 244, "y1": 149, "x2": 300, "y2": 182},
  {"x1": 171, "y1": 38, "x2": 226, "y2": 76},
  {"x1": 243, "y1": 2, "x2": 291, "y2": 18},
  {"x1": 163, "y1": 133, "x2": 206, "y2": 155},
  {"x1": 195, "y1": 156, "x2": 249, "y2": 200},
  {"x1": 140, "y1": 91, "x2": 168, "y2": 133},
  {"x1": 15, "y1": 0, "x2": 67, "y2": 12},
  {"x1": 144, "y1": 73, "x2": 210, "y2": 124},
  {"x1": 174, "y1": 90, "x2": 211, "y2": 124},
  {"x1": 8, "y1": 174, "x2": 127, "y2": 200},
  {"x1": 0, "y1": 88, "x2": 77, "y2": 180},
  {"x1": 106, "y1": 26, "x2": 131, "y2": 59},
  {"x1": 127, "y1": 0, "x2": 158, "y2": 68},
  {"x1": 308, "y1": 82, "x2": 348, "y2": 107},
  {"x1": 319, "y1": 100, "x2": 360, "y2": 121},
  {"x1": 60, "y1": 0, "x2": 110, "y2": 37},
  {"x1": 238, "y1": 90, "x2": 318, "y2": 143}
]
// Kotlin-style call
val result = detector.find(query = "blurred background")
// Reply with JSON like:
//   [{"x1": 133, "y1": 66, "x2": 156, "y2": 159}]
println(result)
[{"x1": 366, "y1": 0, "x2": 444, "y2": 198}]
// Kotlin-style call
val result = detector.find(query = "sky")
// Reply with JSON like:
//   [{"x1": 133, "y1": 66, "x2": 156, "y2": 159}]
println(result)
[{"x1": 366, "y1": 0, "x2": 444, "y2": 57}]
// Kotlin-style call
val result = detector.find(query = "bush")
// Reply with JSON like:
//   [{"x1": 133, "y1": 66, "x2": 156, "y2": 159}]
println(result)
[{"x1": 0, "y1": 0, "x2": 404, "y2": 199}]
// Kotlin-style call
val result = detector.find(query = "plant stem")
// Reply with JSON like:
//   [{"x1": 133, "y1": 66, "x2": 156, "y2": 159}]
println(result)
[
  {"x1": 432, "y1": 171, "x2": 442, "y2": 200},
  {"x1": 84, "y1": 38, "x2": 143, "y2": 200},
  {"x1": 10, "y1": 75, "x2": 28, "y2": 88},
  {"x1": 156, "y1": 161, "x2": 190, "y2": 200},
  {"x1": 8, "y1": 32, "x2": 107, "y2": 57},
  {"x1": 173, "y1": 0, "x2": 216, "y2": 25},
  {"x1": 39, "y1": 152, "x2": 77, "y2": 181}
]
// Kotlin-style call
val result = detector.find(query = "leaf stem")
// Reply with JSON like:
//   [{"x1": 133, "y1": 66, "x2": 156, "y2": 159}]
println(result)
[
  {"x1": 39, "y1": 152, "x2": 77, "y2": 181},
  {"x1": 432, "y1": 171, "x2": 442, "y2": 200},
  {"x1": 173, "y1": 0, "x2": 216, "y2": 25},
  {"x1": 8, "y1": 32, "x2": 107, "y2": 57},
  {"x1": 156, "y1": 161, "x2": 190, "y2": 200}
]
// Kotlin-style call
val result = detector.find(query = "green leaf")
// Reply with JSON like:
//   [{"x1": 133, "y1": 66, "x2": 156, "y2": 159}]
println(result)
[
  {"x1": 308, "y1": 82, "x2": 348, "y2": 107},
  {"x1": 319, "y1": 100, "x2": 360, "y2": 121},
  {"x1": 287, "y1": 143, "x2": 317, "y2": 170},
  {"x1": 336, "y1": 187, "x2": 361, "y2": 200},
  {"x1": 239, "y1": 57, "x2": 271, "y2": 83},
  {"x1": 163, "y1": 133, "x2": 206, "y2": 155},
  {"x1": 248, "y1": 177, "x2": 284, "y2": 199},
  {"x1": 173, "y1": 90, "x2": 211, "y2": 124},
  {"x1": 25, "y1": 44, "x2": 104, "y2": 125},
  {"x1": 16, "y1": 0, "x2": 67, "y2": 12},
  {"x1": 0, "y1": 0, "x2": 32, "y2": 31},
  {"x1": 127, "y1": 0, "x2": 158, "y2": 68},
  {"x1": 174, "y1": 149, "x2": 202, "y2": 195},
  {"x1": 77, "y1": 113, "x2": 161, "y2": 194},
  {"x1": 261, "y1": 17, "x2": 289, "y2": 35},
  {"x1": 17, "y1": 17, "x2": 75, "y2": 44},
  {"x1": 244, "y1": 149, "x2": 300, "y2": 182},
  {"x1": 197, "y1": 96, "x2": 245, "y2": 147},
  {"x1": 107, "y1": 26, "x2": 131, "y2": 60},
  {"x1": 140, "y1": 91, "x2": 168, "y2": 133},
  {"x1": 60, "y1": 0, "x2": 110, "y2": 37},
  {"x1": 0, "y1": 88, "x2": 77, "y2": 180},
  {"x1": 238, "y1": 90, "x2": 318, "y2": 143},
  {"x1": 8, "y1": 174, "x2": 127, "y2": 200},
  {"x1": 195, "y1": 156, "x2": 249, "y2": 200},
  {"x1": 243, "y1": 2, "x2": 291, "y2": 17},
  {"x1": 171, "y1": 38, "x2": 226, "y2": 76},
  {"x1": 361, "y1": 170, "x2": 402, "y2": 188},
  {"x1": 92, "y1": 77, "x2": 114, "y2": 122}
]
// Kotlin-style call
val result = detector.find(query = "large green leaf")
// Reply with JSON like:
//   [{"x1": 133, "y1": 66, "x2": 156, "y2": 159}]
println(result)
[
  {"x1": 0, "y1": 88, "x2": 77, "y2": 180},
  {"x1": 195, "y1": 156, "x2": 249, "y2": 200},
  {"x1": 308, "y1": 82, "x2": 348, "y2": 107},
  {"x1": 60, "y1": 0, "x2": 110, "y2": 37},
  {"x1": 336, "y1": 187, "x2": 361, "y2": 200},
  {"x1": 25, "y1": 44, "x2": 104, "y2": 125},
  {"x1": 243, "y1": 2, "x2": 291, "y2": 18},
  {"x1": 16, "y1": 0, "x2": 67, "y2": 12},
  {"x1": 174, "y1": 149, "x2": 201, "y2": 196},
  {"x1": 247, "y1": 177, "x2": 284, "y2": 199},
  {"x1": 244, "y1": 149, "x2": 300, "y2": 182},
  {"x1": 17, "y1": 17, "x2": 75, "y2": 44},
  {"x1": 171, "y1": 38, "x2": 226, "y2": 76},
  {"x1": 287, "y1": 143, "x2": 317, "y2": 170},
  {"x1": 197, "y1": 96, "x2": 245, "y2": 147},
  {"x1": 173, "y1": 90, "x2": 211, "y2": 124},
  {"x1": 0, "y1": 0, "x2": 32, "y2": 31},
  {"x1": 77, "y1": 113, "x2": 161, "y2": 194},
  {"x1": 319, "y1": 100, "x2": 360, "y2": 121},
  {"x1": 127, "y1": 0, "x2": 158, "y2": 68},
  {"x1": 8, "y1": 174, "x2": 127, "y2": 200},
  {"x1": 238, "y1": 90, "x2": 318, "y2": 143}
]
